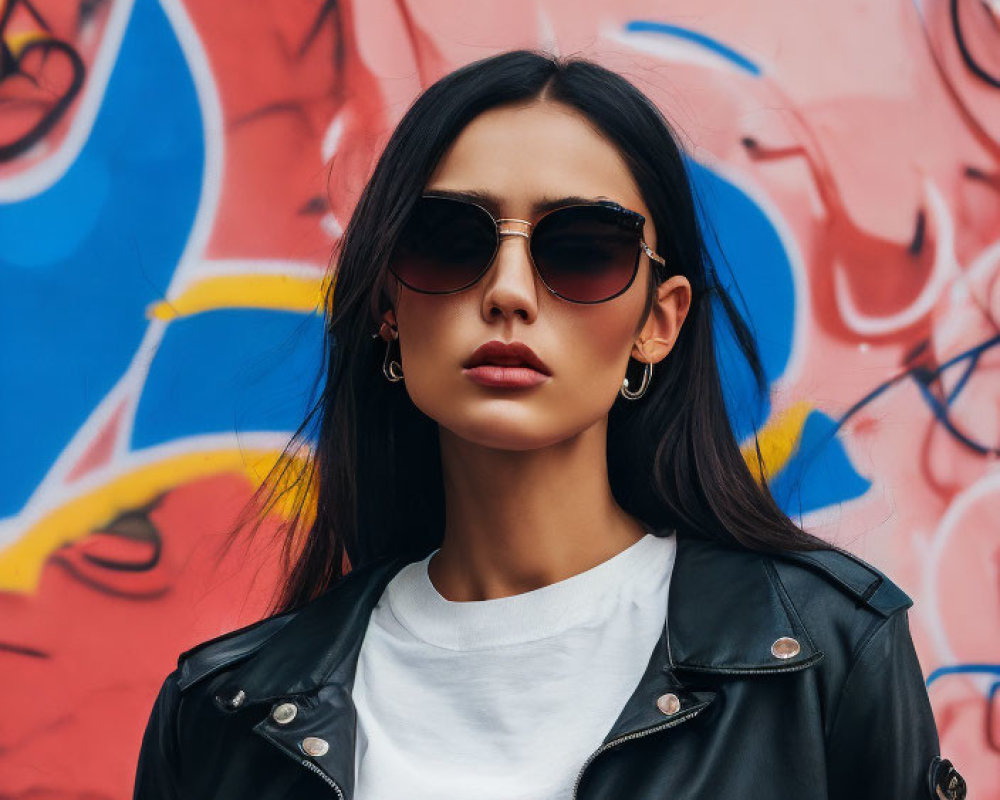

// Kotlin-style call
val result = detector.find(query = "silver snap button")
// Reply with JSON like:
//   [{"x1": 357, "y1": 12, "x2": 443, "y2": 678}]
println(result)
[
  {"x1": 272, "y1": 702, "x2": 298, "y2": 725},
  {"x1": 771, "y1": 636, "x2": 801, "y2": 659},
  {"x1": 301, "y1": 737, "x2": 329, "y2": 757},
  {"x1": 656, "y1": 692, "x2": 681, "y2": 715}
]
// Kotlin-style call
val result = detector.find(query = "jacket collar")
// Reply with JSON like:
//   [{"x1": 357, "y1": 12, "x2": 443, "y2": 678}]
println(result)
[
  {"x1": 215, "y1": 529, "x2": 824, "y2": 795},
  {"x1": 222, "y1": 528, "x2": 823, "y2": 701}
]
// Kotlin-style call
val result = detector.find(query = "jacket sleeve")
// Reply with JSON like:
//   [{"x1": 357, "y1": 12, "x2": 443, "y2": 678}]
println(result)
[
  {"x1": 824, "y1": 608, "x2": 959, "y2": 800},
  {"x1": 133, "y1": 669, "x2": 184, "y2": 800}
]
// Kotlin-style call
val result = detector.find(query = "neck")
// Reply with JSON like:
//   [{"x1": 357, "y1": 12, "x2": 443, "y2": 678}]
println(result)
[{"x1": 429, "y1": 418, "x2": 647, "y2": 602}]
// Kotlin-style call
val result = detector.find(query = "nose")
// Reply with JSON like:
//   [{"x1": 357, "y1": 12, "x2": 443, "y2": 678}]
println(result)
[
  {"x1": 480, "y1": 218, "x2": 541, "y2": 321},
  {"x1": 497, "y1": 218, "x2": 532, "y2": 240}
]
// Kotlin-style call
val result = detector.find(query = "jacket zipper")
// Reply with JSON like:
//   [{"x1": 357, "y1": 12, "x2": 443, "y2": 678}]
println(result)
[
  {"x1": 264, "y1": 658, "x2": 816, "y2": 799},
  {"x1": 570, "y1": 655, "x2": 822, "y2": 797},
  {"x1": 571, "y1": 705, "x2": 706, "y2": 800},
  {"x1": 255, "y1": 727, "x2": 346, "y2": 800},
  {"x1": 299, "y1": 757, "x2": 346, "y2": 800}
]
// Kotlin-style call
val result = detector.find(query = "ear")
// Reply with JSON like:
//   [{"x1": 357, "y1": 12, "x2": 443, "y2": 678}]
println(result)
[
  {"x1": 377, "y1": 275, "x2": 402, "y2": 342},
  {"x1": 378, "y1": 307, "x2": 398, "y2": 343},
  {"x1": 631, "y1": 275, "x2": 692, "y2": 363}
]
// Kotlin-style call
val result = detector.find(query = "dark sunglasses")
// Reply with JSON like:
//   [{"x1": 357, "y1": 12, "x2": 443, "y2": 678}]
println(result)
[{"x1": 387, "y1": 194, "x2": 668, "y2": 304}]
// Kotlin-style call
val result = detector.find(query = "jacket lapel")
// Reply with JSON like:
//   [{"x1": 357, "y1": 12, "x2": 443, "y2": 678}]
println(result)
[
  {"x1": 600, "y1": 531, "x2": 824, "y2": 745},
  {"x1": 213, "y1": 555, "x2": 409, "y2": 798},
  {"x1": 212, "y1": 530, "x2": 826, "y2": 795},
  {"x1": 665, "y1": 533, "x2": 823, "y2": 674}
]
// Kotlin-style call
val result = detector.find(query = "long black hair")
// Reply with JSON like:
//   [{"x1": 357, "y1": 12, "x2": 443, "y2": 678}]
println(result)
[{"x1": 227, "y1": 48, "x2": 832, "y2": 615}]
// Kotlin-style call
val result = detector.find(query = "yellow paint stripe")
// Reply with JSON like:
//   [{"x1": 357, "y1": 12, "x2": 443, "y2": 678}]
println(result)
[
  {"x1": 147, "y1": 274, "x2": 325, "y2": 320},
  {"x1": 7, "y1": 30, "x2": 55, "y2": 57},
  {"x1": 0, "y1": 447, "x2": 314, "y2": 594},
  {"x1": 740, "y1": 400, "x2": 811, "y2": 483}
]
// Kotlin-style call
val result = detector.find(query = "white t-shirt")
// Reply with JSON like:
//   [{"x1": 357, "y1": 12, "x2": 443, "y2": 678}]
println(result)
[{"x1": 351, "y1": 527, "x2": 677, "y2": 799}]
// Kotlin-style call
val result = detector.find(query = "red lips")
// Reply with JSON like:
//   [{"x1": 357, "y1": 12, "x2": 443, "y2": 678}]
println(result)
[{"x1": 464, "y1": 340, "x2": 551, "y2": 375}]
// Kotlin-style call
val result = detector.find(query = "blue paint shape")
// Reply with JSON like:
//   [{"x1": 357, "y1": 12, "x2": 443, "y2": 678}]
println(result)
[
  {"x1": 767, "y1": 409, "x2": 872, "y2": 518},
  {"x1": 685, "y1": 156, "x2": 795, "y2": 441},
  {"x1": 925, "y1": 663, "x2": 1000, "y2": 689},
  {"x1": 624, "y1": 20, "x2": 761, "y2": 75},
  {"x1": 0, "y1": 0, "x2": 203, "y2": 515},
  {"x1": 134, "y1": 309, "x2": 324, "y2": 448},
  {"x1": 682, "y1": 156, "x2": 872, "y2": 518}
]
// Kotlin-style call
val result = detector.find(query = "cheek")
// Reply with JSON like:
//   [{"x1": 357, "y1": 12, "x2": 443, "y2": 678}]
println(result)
[
  {"x1": 561, "y1": 271, "x2": 648, "y2": 367},
  {"x1": 575, "y1": 307, "x2": 638, "y2": 360},
  {"x1": 392, "y1": 295, "x2": 466, "y2": 401},
  {"x1": 556, "y1": 305, "x2": 640, "y2": 400}
]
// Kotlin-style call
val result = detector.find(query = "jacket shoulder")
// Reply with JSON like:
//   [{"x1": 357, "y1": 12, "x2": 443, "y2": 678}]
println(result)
[
  {"x1": 769, "y1": 544, "x2": 913, "y2": 618},
  {"x1": 173, "y1": 554, "x2": 402, "y2": 693},
  {"x1": 175, "y1": 609, "x2": 299, "y2": 692}
]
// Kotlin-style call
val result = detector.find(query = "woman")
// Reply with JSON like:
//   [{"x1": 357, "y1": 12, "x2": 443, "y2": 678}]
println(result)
[{"x1": 133, "y1": 49, "x2": 966, "y2": 799}]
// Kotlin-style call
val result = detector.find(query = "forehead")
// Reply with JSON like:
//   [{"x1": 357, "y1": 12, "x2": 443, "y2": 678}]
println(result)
[{"x1": 425, "y1": 100, "x2": 647, "y2": 219}]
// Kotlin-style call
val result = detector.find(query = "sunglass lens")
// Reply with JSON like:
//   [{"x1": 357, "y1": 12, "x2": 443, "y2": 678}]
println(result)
[
  {"x1": 390, "y1": 196, "x2": 496, "y2": 293},
  {"x1": 531, "y1": 204, "x2": 641, "y2": 302}
]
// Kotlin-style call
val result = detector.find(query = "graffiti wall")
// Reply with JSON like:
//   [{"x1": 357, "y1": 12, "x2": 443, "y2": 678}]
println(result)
[{"x1": 1, "y1": 0, "x2": 996, "y2": 795}]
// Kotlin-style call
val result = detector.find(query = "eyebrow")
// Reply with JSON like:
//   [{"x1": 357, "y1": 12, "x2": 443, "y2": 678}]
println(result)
[{"x1": 422, "y1": 187, "x2": 614, "y2": 217}]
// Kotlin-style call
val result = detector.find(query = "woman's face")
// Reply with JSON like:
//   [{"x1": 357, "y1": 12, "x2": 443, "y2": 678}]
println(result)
[{"x1": 381, "y1": 99, "x2": 689, "y2": 450}]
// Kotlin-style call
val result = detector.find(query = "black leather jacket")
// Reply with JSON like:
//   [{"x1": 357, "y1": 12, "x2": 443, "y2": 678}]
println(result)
[{"x1": 133, "y1": 531, "x2": 967, "y2": 799}]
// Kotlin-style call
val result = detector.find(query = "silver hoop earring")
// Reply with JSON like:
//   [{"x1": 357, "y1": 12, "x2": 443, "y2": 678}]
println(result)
[
  {"x1": 620, "y1": 360, "x2": 652, "y2": 400},
  {"x1": 377, "y1": 323, "x2": 404, "y2": 382}
]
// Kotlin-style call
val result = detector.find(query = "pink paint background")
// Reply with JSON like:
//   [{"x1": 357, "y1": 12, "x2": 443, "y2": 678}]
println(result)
[{"x1": 0, "y1": 0, "x2": 996, "y2": 795}]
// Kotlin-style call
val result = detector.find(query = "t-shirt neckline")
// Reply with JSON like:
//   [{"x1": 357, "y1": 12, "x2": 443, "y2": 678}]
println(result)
[{"x1": 384, "y1": 523, "x2": 675, "y2": 651}]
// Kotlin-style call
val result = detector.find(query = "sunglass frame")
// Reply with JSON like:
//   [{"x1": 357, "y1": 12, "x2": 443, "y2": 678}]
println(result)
[{"x1": 388, "y1": 194, "x2": 669, "y2": 304}]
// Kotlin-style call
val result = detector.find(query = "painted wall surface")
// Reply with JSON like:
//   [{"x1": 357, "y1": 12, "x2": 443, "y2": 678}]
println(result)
[{"x1": 0, "y1": 0, "x2": 997, "y2": 795}]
